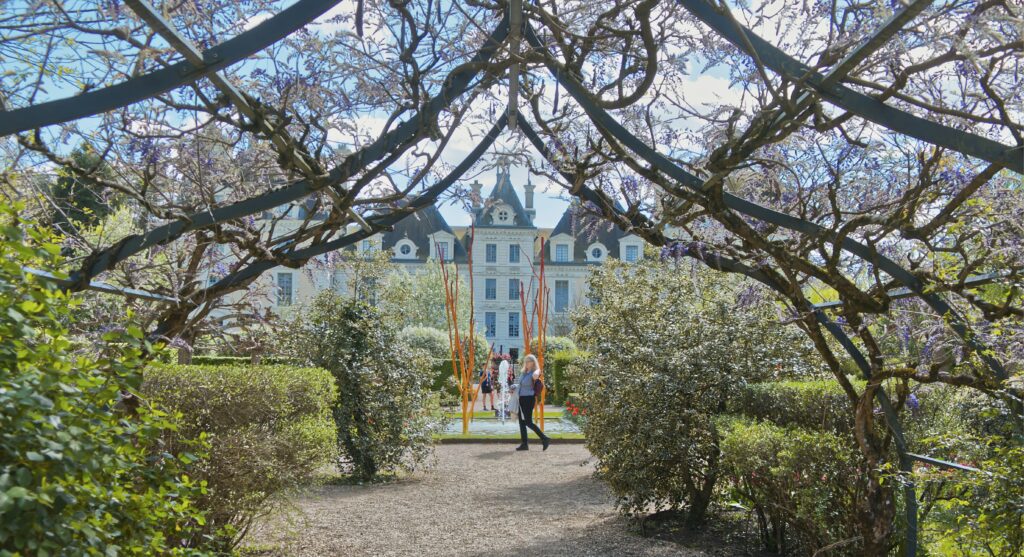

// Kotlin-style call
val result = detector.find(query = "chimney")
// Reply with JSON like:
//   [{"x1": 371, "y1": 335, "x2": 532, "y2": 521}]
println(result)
[
  {"x1": 524, "y1": 175, "x2": 536, "y2": 220},
  {"x1": 470, "y1": 179, "x2": 482, "y2": 208}
]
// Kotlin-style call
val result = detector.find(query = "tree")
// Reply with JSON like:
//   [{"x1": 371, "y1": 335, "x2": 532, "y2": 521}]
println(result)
[{"x1": 572, "y1": 258, "x2": 824, "y2": 524}]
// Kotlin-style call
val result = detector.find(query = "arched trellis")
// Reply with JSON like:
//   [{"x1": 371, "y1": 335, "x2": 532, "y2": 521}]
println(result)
[{"x1": 2, "y1": 1, "x2": 1021, "y2": 554}]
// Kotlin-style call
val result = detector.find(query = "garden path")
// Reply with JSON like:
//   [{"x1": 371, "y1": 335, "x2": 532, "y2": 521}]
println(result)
[{"x1": 251, "y1": 444, "x2": 708, "y2": 556}]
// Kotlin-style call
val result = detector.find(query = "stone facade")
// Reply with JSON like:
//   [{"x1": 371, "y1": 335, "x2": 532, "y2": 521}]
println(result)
[{"x1": 248, "y1": 166, "x2": 645, "y2": 357}]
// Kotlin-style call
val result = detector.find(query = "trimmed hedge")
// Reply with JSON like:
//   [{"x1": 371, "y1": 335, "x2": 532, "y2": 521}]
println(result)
[
  {"x1": 544, "y1": 349, "x2": 585, "y2": 405},
  {"x1": 142, "y1": 364, "x2": 338, "y2": 550},
  {"x1": 719, "y1": 418, "x2": 865, "y2": 555},
  {"x1": 189, "y1": 355, "x2": 290, "y2": 366},
  {"x1": 729, "y1": 380, "x2": 859, "y2": 434}
]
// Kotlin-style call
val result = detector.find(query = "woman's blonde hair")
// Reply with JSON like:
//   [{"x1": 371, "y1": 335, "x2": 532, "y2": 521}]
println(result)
[{"x1": 523, "y1": 354, "x2": 540, "y2": 371}]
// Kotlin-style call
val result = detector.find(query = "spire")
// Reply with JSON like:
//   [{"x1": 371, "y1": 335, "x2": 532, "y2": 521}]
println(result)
[
  {"x1": 470, "y1": 179, "x2": 483, "y2": 208},
  {"x1": 496, "y1": 155, "x2": 512, "y2": 182}
]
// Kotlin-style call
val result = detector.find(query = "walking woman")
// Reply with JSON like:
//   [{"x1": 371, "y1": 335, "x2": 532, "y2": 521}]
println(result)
[{"x1": 515, "y1": 354, "x2": 550, "y2": 451}]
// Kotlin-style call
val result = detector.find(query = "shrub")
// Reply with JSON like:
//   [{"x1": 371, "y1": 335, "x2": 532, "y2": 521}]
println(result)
[
  {"x1": 572, "y1": 259, "x2": 823, "y2": 524},
  {"x1": 530, "y1": 335, "x2": 577, "y2": 355},
  {"x1": 0, "y1": 205, "x2": 207, "y2": 555},
  {"x1": 142, "y1": 364, "x2": 337, "y2": 550},
  {"x1": 398, "y1": 326, "x2": 489, "y2": 363},
  {"x1": 729, "y1": 380, "x2": 857, "y2": 434},
  {"x1": 918, "y1": 435, "x2": 1024, "y2": 557},
  {"x1": 719, "y1": 418, "x2": 865, "y2": 556},
  {"x1": 544, "y1": 349, "x2": 585, "y2": 404},
  {"x1": 281, "y1": 292, "x2": 437, "y2": 480}
]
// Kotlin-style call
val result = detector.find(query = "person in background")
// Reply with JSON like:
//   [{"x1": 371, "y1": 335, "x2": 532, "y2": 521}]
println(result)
[
  {"x1": 479, "y1": 362, "x2": 495, "y2": 411},
  {"x1": 515, "y1": 354, "x2": 550, "y2": 451}
]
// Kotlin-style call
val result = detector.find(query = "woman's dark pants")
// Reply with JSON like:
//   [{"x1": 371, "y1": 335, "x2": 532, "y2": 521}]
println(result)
[{"x1": 518, "y1": 395, "x2": 547, "y2": 445}]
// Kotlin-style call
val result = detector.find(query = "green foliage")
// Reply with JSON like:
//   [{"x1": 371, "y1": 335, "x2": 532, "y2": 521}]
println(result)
[
  {"x1": 571, "y1": 259, "x2": 824, "y2": 524},
  {"x1": 729, "y1": 380, "x2": 858, "y2": 435},
  {"x1": 719, "y1": 418, "x2": 865, "y2": 556},
  {"x1": 918, "y1": 436, "x2": 1024, "y2": 557},
  {"x1": 386, "y1": 265, "x2": 473, "y2": 330},
  {"x1": 141, "y1": 364, "x2": 338, "y2": 551},
  {"x1": 398, "y1": 325, "x2": 489, "y2": 363},
  {"x1": 50, "y1": 145, "x2": 116, "y2": 230},
  {"x1": 530, "y1": 335, "x2": 577, "y2": 355},
  {"x1": 188, "y1": 355, "x2": 290, "y2": 366},
  {"x1": 0, "y1": 204, "x2": 207, "y2": 555},
  {"x1": 281, "y1": 291, "x2": 437, "y2": 480},
  {"x1": 397, "y1": 326, "x2": 489, "y2": 407},
  {"x1": 544, "y1": 349, "x2": 585, "y2": 404}
]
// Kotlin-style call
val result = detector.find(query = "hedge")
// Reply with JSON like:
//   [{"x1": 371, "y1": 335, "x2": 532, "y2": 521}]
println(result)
[
  {"x1": 729, "y1": 379, "x2": 859, "y2": 434},
  {"x1": 142, "y1": 364, "x2": 338, "y2": 550},
  {"x1": 189, "y1": 355, "x2": 291, "y2": 366},
  {"x1": 719, "y1": 417, "x2": 865, "y2": 555},
  {"x1": 544, "y1": 349, "x2": 585, "y2": 405}
]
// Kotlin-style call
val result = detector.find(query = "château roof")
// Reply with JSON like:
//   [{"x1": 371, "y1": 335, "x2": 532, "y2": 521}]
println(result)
[
  {"x1": 471, "y1": 167, "x2": 535, "y2": 228},
  {"x1": 380, "y1": 204, "x2": 468, "y2": 262},
  {"x1": 546, "y1": 201, "x2": 631, "y2": 261}
]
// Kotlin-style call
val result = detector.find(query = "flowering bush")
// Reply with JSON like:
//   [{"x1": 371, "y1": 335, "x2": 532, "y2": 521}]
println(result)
[{"x1": 564, "y1": 398, "x2": 588, "y2": 428}]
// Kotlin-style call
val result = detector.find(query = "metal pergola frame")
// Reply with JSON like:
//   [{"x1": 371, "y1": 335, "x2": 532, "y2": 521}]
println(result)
[{"x1": 3, "y1": 1, "x2": 1021, "y2": 553}]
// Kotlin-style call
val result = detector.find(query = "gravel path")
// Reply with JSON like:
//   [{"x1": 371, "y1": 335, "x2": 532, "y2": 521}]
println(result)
[{"x1": 251, "y1": 444, "x2": 707, "y2": 556}]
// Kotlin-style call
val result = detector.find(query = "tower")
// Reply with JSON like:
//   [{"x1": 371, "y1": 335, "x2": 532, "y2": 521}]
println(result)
[{"x1": 524, "y1": 174, "x2": 536, "y2": 220}]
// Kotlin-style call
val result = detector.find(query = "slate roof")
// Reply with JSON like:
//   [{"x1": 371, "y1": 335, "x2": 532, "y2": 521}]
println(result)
[
  {"x1": 546, "y1": 201, "x2": 631, "y2": 261},
  {"x1": 380, "y1": 204, "x2": 468, "y2": 262},
  {"x1": 471, "y1": 168, "x2": 535, "y2": 228}
]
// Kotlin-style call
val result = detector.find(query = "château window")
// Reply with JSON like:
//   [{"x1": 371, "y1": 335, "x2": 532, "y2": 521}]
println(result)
[
  {"x1": 555, "y1": 244, "x2": 570, "y2": 262},
  {"x1": 509, "y1": 278, "x2": 520, "y2": 300},
  {"x1": 485, "y1": 278, "x2": 496, "y2": 300},
  {"x1": 276, "y1": 273, "x2": 293, "y2": 307},
  {"x1": 625, "y1": 244, "x2": 639, "y2": 262},
  {"x1": 591, "y1": 246, "x2": 603, "y2": 259},
  {"x1": 509, "y1": 244, "x2": 520, "y2": 263},
  {"x1": 486, "y1": 243, "x2": 497, "y2": 263},
  {"x1": 508, "y1": 312, "x2": 520, "y2": 338},
  {"x1": 400, "y1": 244, "x2": 412, "y2": 255},
  {"x1": 436, "y1": 241, "x2": 449, "y2": 260},
  {"x1": 485, "y1": 312, "x2": 496, "y2": 337},
  {"x1": 555, "y1": 280, "x2": 569, "y2": 312}
]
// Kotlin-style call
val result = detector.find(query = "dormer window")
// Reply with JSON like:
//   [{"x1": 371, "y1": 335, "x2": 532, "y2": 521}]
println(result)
[
  {"x1": 495, "y1": 208, "x2": 511, "y2": 224},
  {"x1": 555, "y1": 244, "x2": 570, "y2": 262},
  {"x1": 394, "y1": 239, "x2": 417, "y2": 259},
  {"x1": 591, "y1": 247, "x2": 603, "y2": 259},
  {"x1": 586, "y1": 242, "x2": 607, "y2": 262}
]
